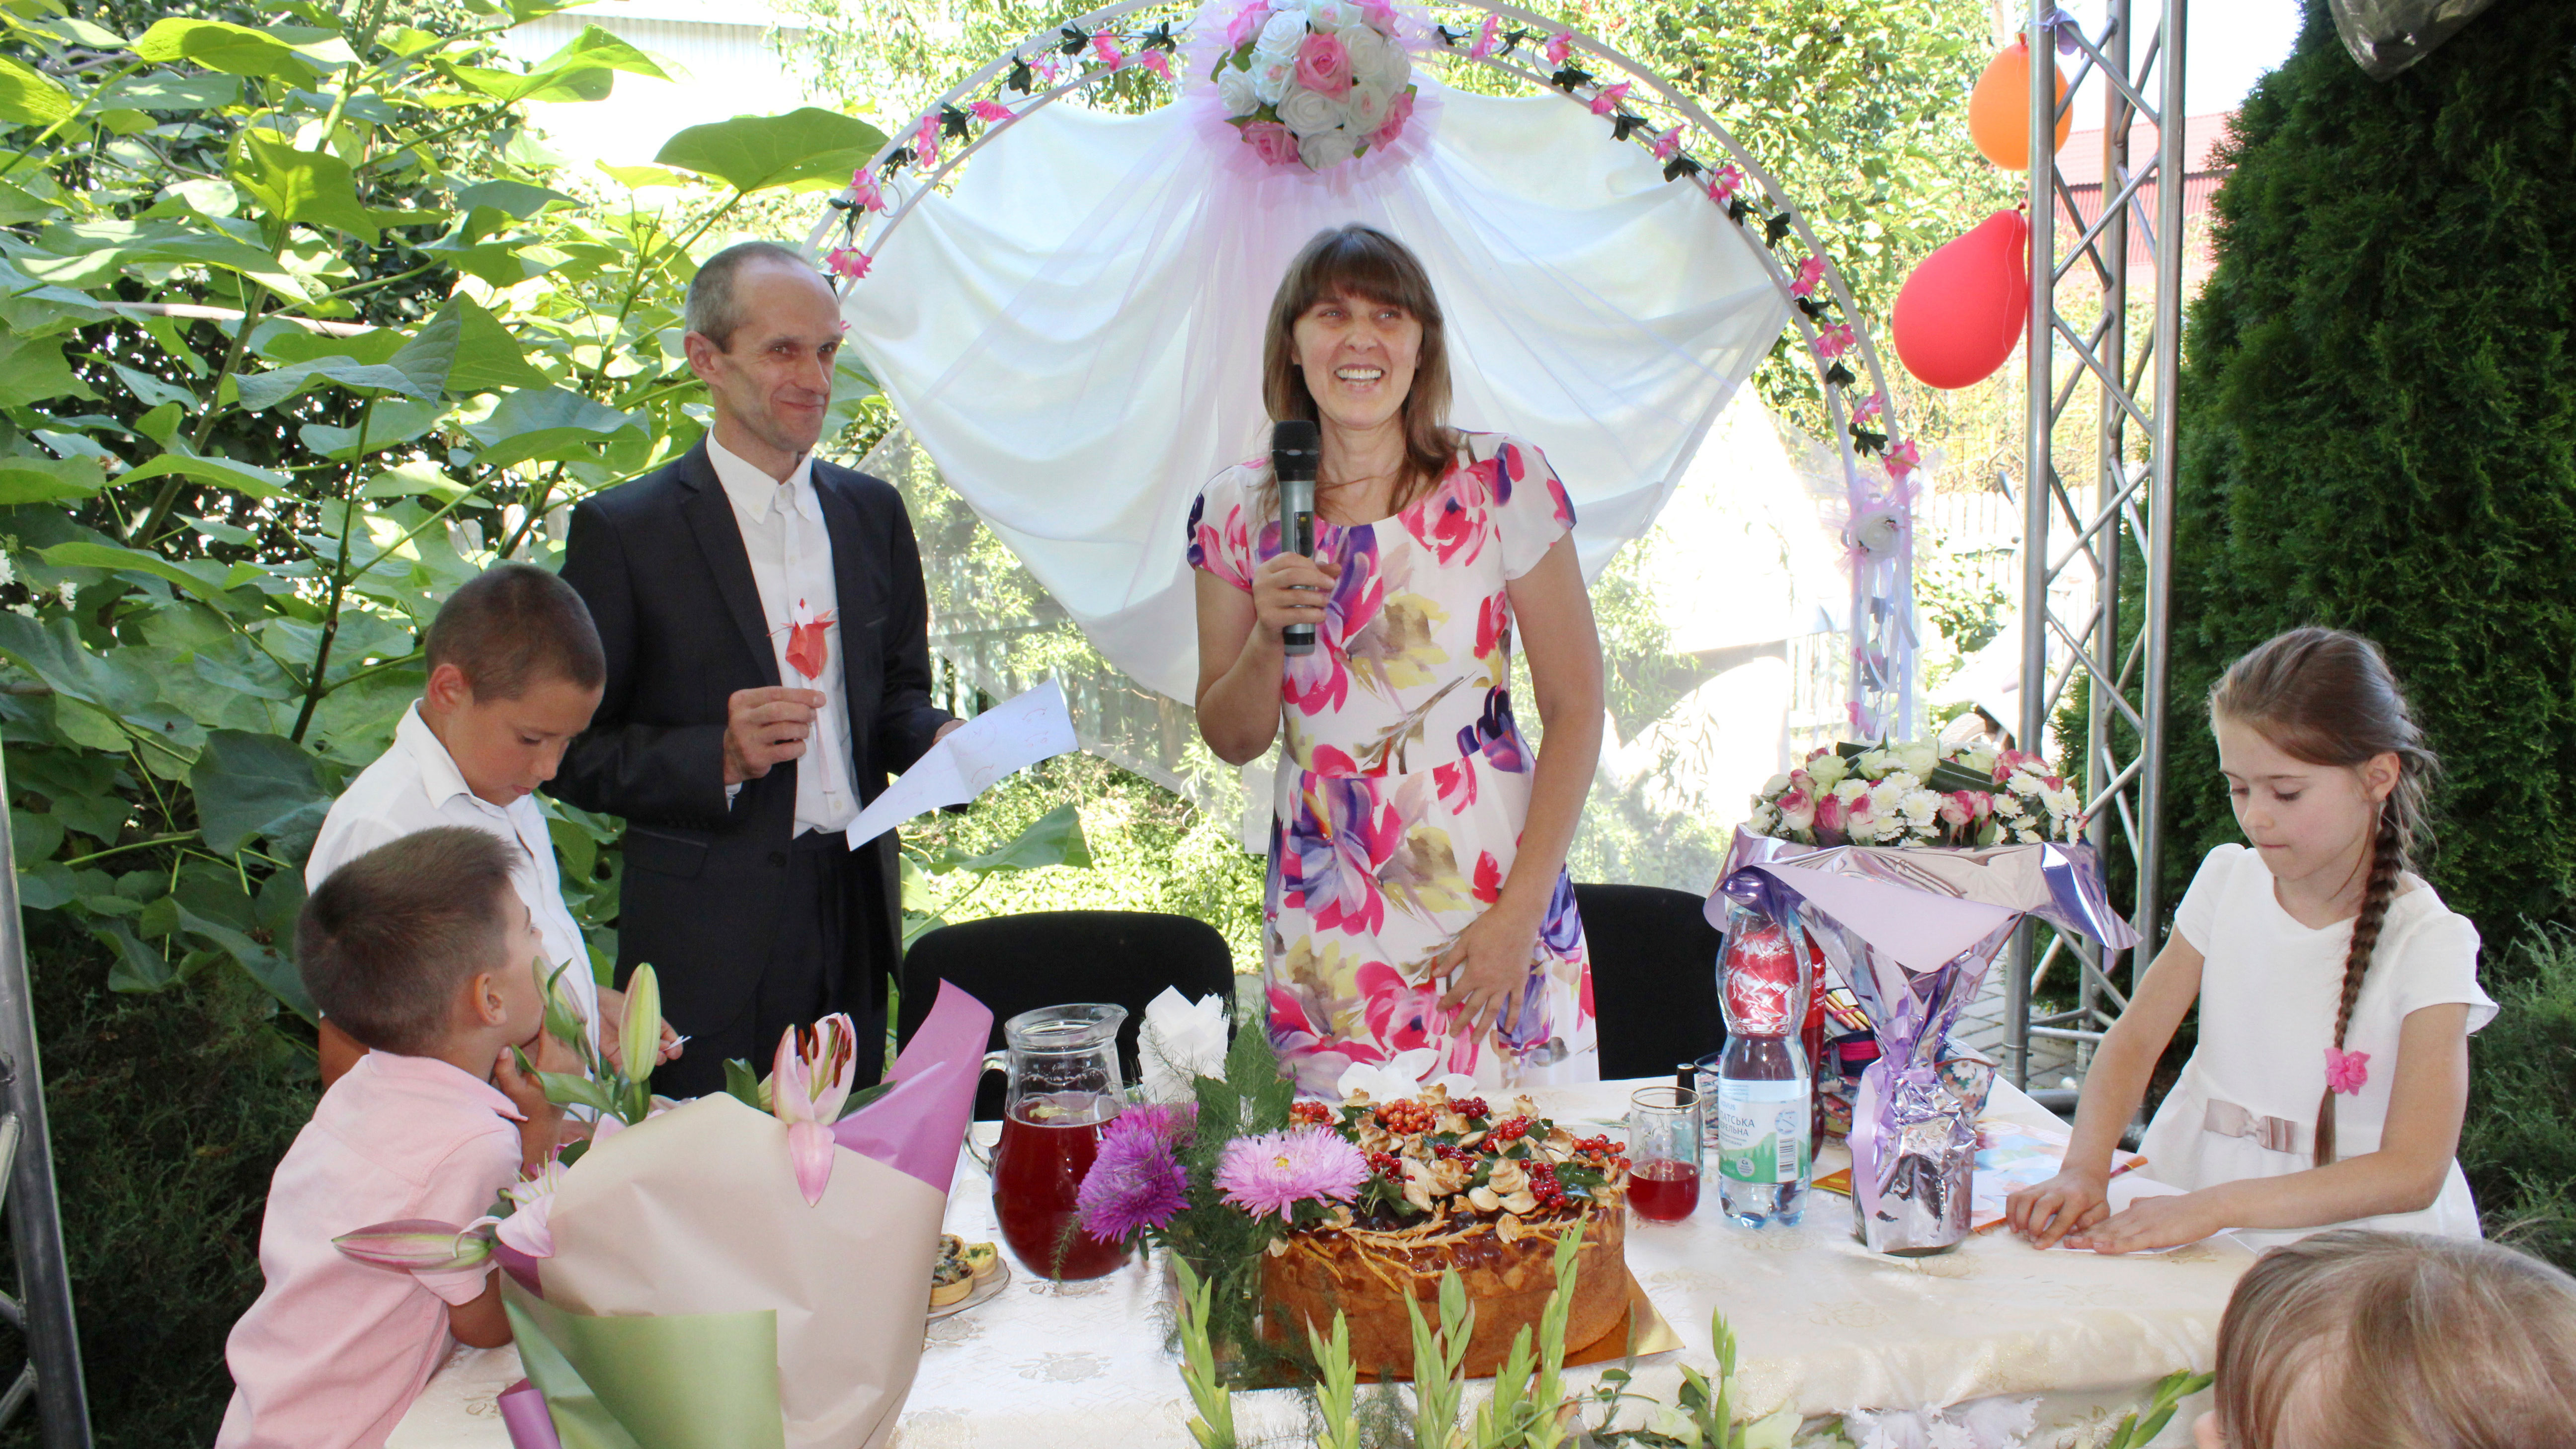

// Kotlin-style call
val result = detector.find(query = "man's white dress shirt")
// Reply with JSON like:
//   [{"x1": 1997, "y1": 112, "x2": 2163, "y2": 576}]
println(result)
[
  {"x1": 306, "y1": 702, "x2": 601, "y2": 1045},
  {"x1": 707, "y1": 433, "x2": 858, "y2": 837}
]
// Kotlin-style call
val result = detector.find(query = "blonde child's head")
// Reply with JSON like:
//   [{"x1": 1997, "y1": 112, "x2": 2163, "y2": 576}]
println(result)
[
  {"x1": 2208, "y1": 627, "x2": 2437, "y2": 1164},
  {"x1": 2198, "y1": 1229, "x2": 2576, "y2": 1449}
]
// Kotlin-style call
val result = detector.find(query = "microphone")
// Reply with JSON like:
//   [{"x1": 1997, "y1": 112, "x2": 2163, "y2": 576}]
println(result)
[{"x1": 1273, "y1": 418, "x2": 1322, "y2": 656}]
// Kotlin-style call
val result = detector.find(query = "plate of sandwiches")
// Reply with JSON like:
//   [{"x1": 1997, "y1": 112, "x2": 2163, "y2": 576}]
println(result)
[{"x1": 928, "y1": 1233, "x2": 1008, "y2": 1318}]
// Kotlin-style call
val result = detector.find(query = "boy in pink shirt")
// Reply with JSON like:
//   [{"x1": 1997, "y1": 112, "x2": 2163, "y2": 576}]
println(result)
[{"x1": 218, "y1": 828, "x2": 567, "y2": 1449}]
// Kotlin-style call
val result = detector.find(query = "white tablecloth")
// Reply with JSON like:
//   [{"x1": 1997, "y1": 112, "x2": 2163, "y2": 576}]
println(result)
[{"x1": 395, "y1": 1079, "x2": 2249, "y2": 1449}]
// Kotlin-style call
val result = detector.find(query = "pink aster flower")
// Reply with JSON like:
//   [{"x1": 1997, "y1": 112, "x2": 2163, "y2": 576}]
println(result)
[
  {"x1": 1650, "y1": 125, "x2": 1683, "y2": 161},
  {"x1": 1091, "y1": 32, "x2": 1126, "y2": 70},
  {"x1": 1589, "y1": 80, "x2": 1631, "y2": 117},
  {"x1": 1241, "y1": 119, "x2": 1300, "y2": 167},
  {"x1": 1707, "y1": 162, "x2": 1745, "y2": 204},
  {"x1": 1885, "y1": 439, "x2": 1921, "y2": 481},
  {"x1": 826, "y1": 248, "x2": 872, "y2": 282},
  {"x1": 1469, "y1": 14, "x2": 1500, "y2": 59},
  {"x1": 846, "y1": 167, "x2": 886, "y2": 213},
  {"x1": 1793, "y1": 255, "x2": 1826, "y2": 297},
  {"x1": 1135, "y1": 47, "x2": 1173, "y2": 80},
  {"x1": 1544, "y1": 31, "x2": 1573, "y2": 66},
  {"x1": 1215, "y1": 1127, "x2": 1369, "y2": 1220},
  {"x1": 970, "y1": 99, "x2": 1012, "y2": 123},
  {"x1": 1371, "y1": 87, "x2": 1415, "y2": 149},
  {"x1": 1076, "y1": 1104, "x2": 1195, "y2": 1244},
  {"x1": 1296, "y1": 30, "x2": 1352, "y2": 97}
]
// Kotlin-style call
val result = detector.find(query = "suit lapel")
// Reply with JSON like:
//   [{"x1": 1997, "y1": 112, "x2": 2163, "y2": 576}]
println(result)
[{"x1": 675, "y1": 442, "x2": 782, "y2": 688}]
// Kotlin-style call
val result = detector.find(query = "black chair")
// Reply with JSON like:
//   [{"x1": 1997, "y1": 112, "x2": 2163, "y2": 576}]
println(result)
[
  {"x1": 899, "y1": 910, "x2": 1237, "y2": 1120},
  {"x1": 1574, "y1": 883, "x2": 1726, "y2": 1080}
]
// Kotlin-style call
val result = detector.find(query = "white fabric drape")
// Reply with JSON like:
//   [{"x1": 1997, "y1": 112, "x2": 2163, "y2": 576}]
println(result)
[{"x1": 843, "y1": 73, "x2": 1793, "y2": 702}]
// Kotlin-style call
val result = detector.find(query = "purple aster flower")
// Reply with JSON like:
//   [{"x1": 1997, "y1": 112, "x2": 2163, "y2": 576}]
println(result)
[
  {"x1": 1075, "y1": 1106, "x2": 1192, "y2": 1244},
  {"x1": 1214, "y1": 1127, "x2": 1369, "y2": 1220}
]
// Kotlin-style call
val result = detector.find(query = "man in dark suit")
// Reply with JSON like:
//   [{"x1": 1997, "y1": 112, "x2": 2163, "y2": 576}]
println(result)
[{"x1": 554, "y1": 241, "x2": 958, "y2": 1098}]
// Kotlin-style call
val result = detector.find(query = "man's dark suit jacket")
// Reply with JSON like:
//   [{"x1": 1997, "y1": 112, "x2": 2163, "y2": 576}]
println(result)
[{"x1": 552, "y1": 439, "x2": 952, "y2": 1046}]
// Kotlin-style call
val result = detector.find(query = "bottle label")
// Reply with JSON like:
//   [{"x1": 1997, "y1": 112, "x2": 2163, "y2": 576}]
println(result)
[{"x1": 1715, "y1": 1077, "x2": 1811, "y2": 1185}]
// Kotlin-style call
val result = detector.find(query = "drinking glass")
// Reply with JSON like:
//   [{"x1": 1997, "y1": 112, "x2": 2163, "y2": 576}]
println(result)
[{"x1": 1627, "y1": 1085, "x2": 1704, "y2": 1223}]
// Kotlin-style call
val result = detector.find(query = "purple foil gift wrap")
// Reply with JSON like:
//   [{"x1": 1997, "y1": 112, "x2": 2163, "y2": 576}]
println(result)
[{"x1": 1709, "y1": 829, "x2": 2137, "y2": 1254}]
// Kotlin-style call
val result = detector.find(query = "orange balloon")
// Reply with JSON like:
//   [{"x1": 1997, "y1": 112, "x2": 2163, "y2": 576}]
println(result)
[
  {"x1": 1968, "y1": 36, "x2": 2072, "y2": 171},
  {"x1": 1891, "y1": 210, "x2": 2030, "y2": 391}
]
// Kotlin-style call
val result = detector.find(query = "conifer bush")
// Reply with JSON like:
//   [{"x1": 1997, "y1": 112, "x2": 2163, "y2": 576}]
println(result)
[{"x1": 2162, "y1": 0, "x2": 2576, "y2": 960}]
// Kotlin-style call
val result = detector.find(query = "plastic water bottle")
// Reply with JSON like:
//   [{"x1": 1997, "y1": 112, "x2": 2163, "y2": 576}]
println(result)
[{"x1": 1714, "y1": 908, "x2": 1812, "y2": 1228}]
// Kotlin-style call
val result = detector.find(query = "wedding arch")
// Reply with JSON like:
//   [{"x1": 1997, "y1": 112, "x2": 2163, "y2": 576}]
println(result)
[{"x1": 805, "y1": 0, "x2": 1925, "y2": 777}]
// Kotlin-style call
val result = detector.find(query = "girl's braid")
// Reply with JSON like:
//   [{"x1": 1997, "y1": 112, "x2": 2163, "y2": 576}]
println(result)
[{"x1": 2314, "y1": 805, "x2": 2405, "y2": 1167}]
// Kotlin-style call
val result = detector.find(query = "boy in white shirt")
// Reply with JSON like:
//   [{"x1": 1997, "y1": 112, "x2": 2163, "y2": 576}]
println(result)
[{"x1": 308, "y1": 563, "x2": 672, "y2": 1083}]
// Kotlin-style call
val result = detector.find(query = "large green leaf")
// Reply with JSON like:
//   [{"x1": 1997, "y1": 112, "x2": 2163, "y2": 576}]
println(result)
[
  {"x1": 0, "y1": 612, "x2": 156, "y2": 714},
  {"x1": 189, "y1": 728, "x2": 333, "y2": 858},
  {"x1": 919, "y1": 803, "x2": 1092, "y2": 876},
  {"x1": 95, "y1": 73, "x2": 242, "y2": 112},
  {"x1": 0, "y1": 455, "x2": 105, "y2": 504},
  {"x1": 435, "y1": 296, "x2": 548, "y2": 394},
  {"x1": 451, "y1": 179, "x2": 576, "y2": 219},
  {"x1": 301, "y1": 396, "x2": 448, "y2": 460},
  {"x1": 461, "y1": 386, "x2": 644, "y2": 470},
  {"x1": 653, "y1": 108, "x2": 888, "y2": 194},
  {"x1": 0, "y1": 330, "x2": 89, "y2": 407},
  {"x1": 39, "y1": 542, "x2": 266, "y2": 610},
  {"x1": 0, "y1": 55, "x2": 74, "y2": 127},
  {"x1": 234, "y1": 307, "x2": 458, "y2": 410},
  {"x1": 96, "y1": 920, "x2": 175, "y2": 994},
  {"x1": 173, "y1": 901, "x2": 315, "y2": 1020},
  {"x1": 25, "y1": 218, "x2": 312, "y2": 301},
  {"x1": 236, "y1": 132, "x2": 382, "y2": 243},
  {"x1": 117, "y1": 449, "x2": 291, "y2": 501},
  {"x1": 133, "y1": 18, "x2": 322, "y2": 82}
]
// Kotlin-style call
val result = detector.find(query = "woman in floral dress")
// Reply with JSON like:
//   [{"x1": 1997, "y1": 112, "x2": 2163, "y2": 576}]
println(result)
[{"x1": 1189, "y1": 224, "x2": 1605, "y2": 1098}]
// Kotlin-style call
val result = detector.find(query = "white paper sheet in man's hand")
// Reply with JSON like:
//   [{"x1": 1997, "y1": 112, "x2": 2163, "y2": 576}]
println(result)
[{"x1": 844, "y1": 679, "x2": 1077, "y2": 850}]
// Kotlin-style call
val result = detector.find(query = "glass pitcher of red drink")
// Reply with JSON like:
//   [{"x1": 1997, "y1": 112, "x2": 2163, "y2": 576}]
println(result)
[{"x1": 983, "y1": 1003, "x2": 1130, "y2": 1281}]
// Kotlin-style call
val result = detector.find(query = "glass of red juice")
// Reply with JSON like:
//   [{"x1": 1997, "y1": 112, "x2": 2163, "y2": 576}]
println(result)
[
  {"x1": 1627, "y1": 1085, "x2": 1704, "y2": 1223},
  {"x1": 991, "y1": 1090, "x2": 1128, "y2": 1280}
]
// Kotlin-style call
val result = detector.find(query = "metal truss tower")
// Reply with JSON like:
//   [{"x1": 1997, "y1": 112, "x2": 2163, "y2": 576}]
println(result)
[{"x1": 2006, "y1": 0, "x2": 2190, "y2": 1088}]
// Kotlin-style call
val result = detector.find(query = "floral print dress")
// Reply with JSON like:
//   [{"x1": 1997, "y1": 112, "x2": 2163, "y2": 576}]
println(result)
[{"x1": 1188, "y1": 431, "x2": 1599, "y2": 1098}]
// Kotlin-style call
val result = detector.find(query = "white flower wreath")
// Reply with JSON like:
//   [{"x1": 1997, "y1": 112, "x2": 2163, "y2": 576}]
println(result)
[{"x1": 1212, "y1": 0, "x2": 1420, "y2": 171}]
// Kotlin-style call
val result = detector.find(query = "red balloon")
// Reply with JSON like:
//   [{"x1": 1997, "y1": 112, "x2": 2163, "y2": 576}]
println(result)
[{"x1": 1891, "y1": 210, "x2": 2030, "y2": 391}]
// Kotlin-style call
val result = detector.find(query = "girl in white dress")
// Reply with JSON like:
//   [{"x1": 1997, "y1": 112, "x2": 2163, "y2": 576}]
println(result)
[{"x1": 2007, "y1": 628, "x2": 2495, "y2": 1253}]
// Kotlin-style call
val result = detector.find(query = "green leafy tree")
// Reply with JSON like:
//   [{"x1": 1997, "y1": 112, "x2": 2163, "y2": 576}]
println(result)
[{"x1": 2161, "y1": 0, "x2": 2576, "y2": 957}]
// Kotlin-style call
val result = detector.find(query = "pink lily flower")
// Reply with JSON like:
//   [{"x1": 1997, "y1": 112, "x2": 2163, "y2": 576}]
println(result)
[
  {"x1": 1812, "y1": 322, "x2": 1857, "y2": 361},
  {"x1": 1091, "y1": 33, "x2": 1125, "y2": 70},
  {"x1": 847, "y1": 167, "x2": 886, "y2": 214},
  {"x1": 1852, "y1": 392, "x2": 1884, "y2": 425},
  {"x1": 494, "y1": 1161, "x2": 565, "y2": 1259},
  {"x1": 1792, "y1": 255, "x2": 1826, "y2": 297},
  {"x1": 1650, "y1": 125, "x2": 1683, "y2": 161},
  {"x1": 1589, "y1": 80, "x2": 1631, "y2": 117},
  {"x1": 1135, "y1": 48, "x2": 1173, "y2": 80},
  {"x1": 773, "y1": 1014, "x2": 860, "y2": 1206},
  {"x1": 826, "y1": 248, "x2": 872, "y2": 282},
  {"x1": 1543, "y1": 32, "x2": 1573, "y2": 66},
  {"x1": 333, "y1": 1218, "x2": 493, "y2": 1275},
  {"x1": 912, "y1": 113, "x2": 940, "y2": 168},
  {"x1": 1469, "y1": 14, "x2": 1500, "y2": 60},
  {"x1": 970, "y1": 99, "x2": 1012, "y2": 123},
  {"x1": 1886, "y1": 439, "x2": 1921, "y2": 481},
  {"x1": 1706, "y1": 162, "x2": 1745, "y2": 204}
]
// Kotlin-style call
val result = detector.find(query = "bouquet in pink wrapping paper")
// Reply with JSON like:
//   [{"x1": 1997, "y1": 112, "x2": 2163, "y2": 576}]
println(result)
[
  {"x1": 333, "y1": 966, "x2": 993, "y2": 1448},
  {"x1": 1712, "y1": 742, "x2": 2135, "y2": 1255}
]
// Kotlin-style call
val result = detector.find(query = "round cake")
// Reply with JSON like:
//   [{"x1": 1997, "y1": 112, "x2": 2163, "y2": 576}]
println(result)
[{"x1": 1264, "y1": 1087, "x2": 1630, "y2": 1378}]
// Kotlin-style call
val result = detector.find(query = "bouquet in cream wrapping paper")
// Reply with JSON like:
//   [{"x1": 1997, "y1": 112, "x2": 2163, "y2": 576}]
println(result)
[
  {"x1": 494, "y1": 980, "x2": 993, "y2": 1448},
  {"x1": 1711, "y1": 829, "x2": 2135, "y2": 1254}
]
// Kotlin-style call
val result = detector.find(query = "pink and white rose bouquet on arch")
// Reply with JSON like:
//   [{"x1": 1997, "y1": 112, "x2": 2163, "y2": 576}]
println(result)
[
  {"x1": 1743, "y1": 740, "x2": 2082, "y2": 850},
  {"x1": 1212, "y1": 0, "x2": 1418, "y2": 170}
]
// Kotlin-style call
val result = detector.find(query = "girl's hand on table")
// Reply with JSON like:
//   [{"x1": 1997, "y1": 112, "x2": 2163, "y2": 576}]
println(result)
[
  {"x1": 2064, "y1": 1192, "x2": 2220, "y2": 1255},
  {"x1": 1435, "y1": 904, "x2": 1541, "y2": 1034},
  {"x1": 2007, "y1": 1168, "x2": 2109, "y2": 1248}
]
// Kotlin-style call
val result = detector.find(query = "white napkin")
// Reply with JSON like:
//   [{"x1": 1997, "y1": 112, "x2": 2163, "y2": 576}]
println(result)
[{"x1": 1137, "y1": 986, "x2": 1230, "y2": 1103}]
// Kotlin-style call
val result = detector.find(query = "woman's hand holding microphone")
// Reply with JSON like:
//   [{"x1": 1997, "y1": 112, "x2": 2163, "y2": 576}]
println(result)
[{"x1": 1250, "y1": 551, "x2": 1339, "y2": 649}]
